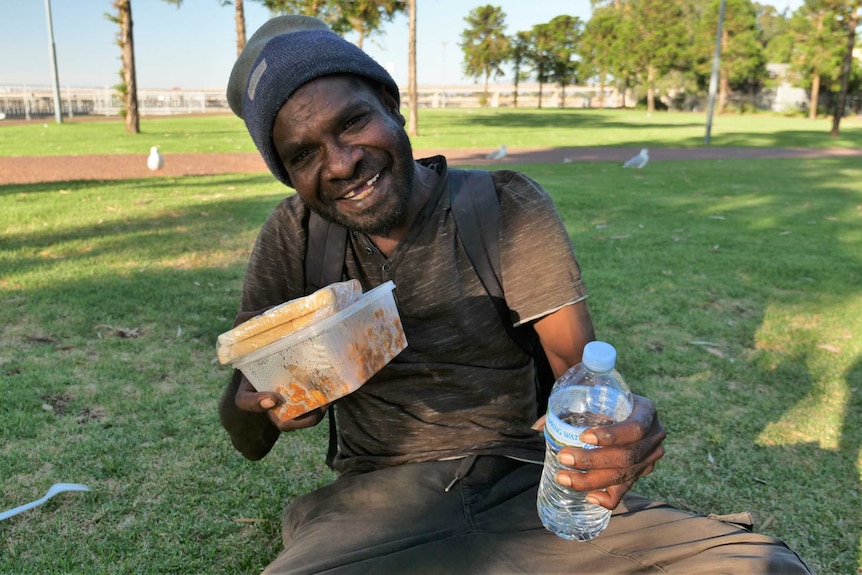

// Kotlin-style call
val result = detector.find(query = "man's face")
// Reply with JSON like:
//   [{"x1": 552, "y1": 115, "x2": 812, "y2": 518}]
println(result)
[{"x1": 272, "y1": 75, "x2": 414, "y2": 236}]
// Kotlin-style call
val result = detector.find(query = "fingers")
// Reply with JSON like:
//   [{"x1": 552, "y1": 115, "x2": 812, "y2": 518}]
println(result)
[
  {"x1": 273, "y1": 406, "x2": 327, "y2": 432},
  {"x1": 550, "y1": 394, "x2": 667, "y2": 509},
  {"x1": 531, "y1": 414, "x2": 546, "y2": 432},
  {"x1": 579, "y1": 395, "x2": 658, "y2": 447},
  {"x1": 234, "y1": 375, "x2": 282, "y2": 413},
  {"x1": 233, "y1": 374, "x2": 327, "y2": 431}
]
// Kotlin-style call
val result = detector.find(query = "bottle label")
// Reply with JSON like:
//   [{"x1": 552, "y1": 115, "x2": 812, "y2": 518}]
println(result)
[{"x1": 544, "y1": 410, "x2": 588, "y2": 450}]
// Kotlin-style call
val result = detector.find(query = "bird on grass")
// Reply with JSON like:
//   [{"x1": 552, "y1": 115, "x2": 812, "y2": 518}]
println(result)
[
  {"x1": 486, "y1": 144, "x2": 507, "y2": 161},
  {"x1": 147, "y1": 146, "x2": 164, "y2": 171},
  {"x1": 623, "y1": 148, "x2": 649, "y2": 169}
]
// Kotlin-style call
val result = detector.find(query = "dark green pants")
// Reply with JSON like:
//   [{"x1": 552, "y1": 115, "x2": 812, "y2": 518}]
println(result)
[{"x1": 263, "y1": 456, "x2": 811, "y2": 574}]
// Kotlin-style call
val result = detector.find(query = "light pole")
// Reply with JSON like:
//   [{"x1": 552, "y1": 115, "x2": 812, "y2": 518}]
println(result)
[
  {"x1": 705, "y1": 0, "x2": 726, "y2": 145},
  {"x1": 44, "y1": 0, "x2": 63, "y2": 124}
]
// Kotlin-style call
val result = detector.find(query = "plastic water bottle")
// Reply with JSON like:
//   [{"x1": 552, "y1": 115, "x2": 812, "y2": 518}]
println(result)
[{"x1": 537, "y1": 340, "x2": 633, "y2": 541}]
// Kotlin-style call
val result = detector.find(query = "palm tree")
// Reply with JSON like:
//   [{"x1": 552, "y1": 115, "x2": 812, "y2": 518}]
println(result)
[
  {"x1": 108, "y1": 0, "x2": 139, "y2": 134},
  {"x1": 235, "y1": 0, "x2": 247, "y2": 56}
]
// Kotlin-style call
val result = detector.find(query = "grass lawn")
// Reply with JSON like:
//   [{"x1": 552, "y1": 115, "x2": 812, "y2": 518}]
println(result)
[
  {"x1": 1, "y1": 113, "x2": 860, "y2": 573},
  {"x1": 1, "y1": 108, "x2": 861, "y2": 156}
]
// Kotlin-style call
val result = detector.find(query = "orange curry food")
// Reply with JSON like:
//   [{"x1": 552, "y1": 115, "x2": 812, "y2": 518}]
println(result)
[{"x1": 271, "y1": 309, "x2": 406, "y2": 422}]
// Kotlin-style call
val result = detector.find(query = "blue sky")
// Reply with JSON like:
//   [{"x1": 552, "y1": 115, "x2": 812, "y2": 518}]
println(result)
[{"x1": 1, "y1": 0, "x2": 801, "y2": 91}]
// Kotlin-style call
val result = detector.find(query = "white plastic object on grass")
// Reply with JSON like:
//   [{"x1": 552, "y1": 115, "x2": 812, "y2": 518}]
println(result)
[{"x1": 0, "y1": 483, "x2": 91, "y2": 521}]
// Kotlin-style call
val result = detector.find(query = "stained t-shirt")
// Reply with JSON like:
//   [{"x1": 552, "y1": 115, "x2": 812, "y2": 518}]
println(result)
[{"x1": 237, "y1": 156, "x2": 587, "y2": 474}]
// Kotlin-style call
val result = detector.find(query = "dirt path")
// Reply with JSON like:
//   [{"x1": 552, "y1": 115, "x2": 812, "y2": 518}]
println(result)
[{"x1": 2, "y1": 147, "x2": 861, "y2": 186}]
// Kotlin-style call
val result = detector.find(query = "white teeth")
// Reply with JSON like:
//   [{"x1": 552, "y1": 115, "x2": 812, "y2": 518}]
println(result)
[{"x1": 338, "y1": 173, "x2": 380, "y2": 201}]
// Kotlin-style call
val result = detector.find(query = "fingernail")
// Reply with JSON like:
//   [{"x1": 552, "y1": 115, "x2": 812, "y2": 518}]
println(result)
[
  {"x1": 585, "y1": 496, "x2": 601, "y2": 506},
  {"x1": 555, "y1": 473, "x2": 572, "y2": 487},
  {"x1": 580, "y1": 431, "x2": 598, "y2": 445},
  {"x1": 260, "y1": 398, "x2": 275, "y2": 409},
  {"x1": 558, "y1": 452, "x2": 575, "y2": 466}
]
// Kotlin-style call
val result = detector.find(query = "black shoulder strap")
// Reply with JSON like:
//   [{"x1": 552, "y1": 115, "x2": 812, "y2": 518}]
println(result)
[
  {"x1": 305, "y1": 211, "x2": 347, "y2": 469},
  {"x1": 306, "y1": 211, "x2": 348, "y2": 292},
  {"x1": 448, "y1": 168, "x2": 555, "y2": 415},
  {"x1": 447, "y1": 169, "x2": 532, "y2": 354}
]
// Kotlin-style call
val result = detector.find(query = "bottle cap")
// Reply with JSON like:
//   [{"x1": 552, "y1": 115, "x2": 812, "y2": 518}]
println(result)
[{"x1": 583, "y1": 341, "x2": 616, "y2": 372}]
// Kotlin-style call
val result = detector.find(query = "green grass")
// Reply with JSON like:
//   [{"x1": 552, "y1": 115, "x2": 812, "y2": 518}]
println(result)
[
  {"x1": 1, "y1": 129, "x2": 861, "y2": 572},
  {"x1": 1, "y1": 108, "x2": 861, "y2": 156}
]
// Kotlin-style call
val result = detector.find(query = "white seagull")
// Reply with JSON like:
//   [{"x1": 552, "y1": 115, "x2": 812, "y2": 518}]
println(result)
[
  {"x1": 147, "y1": 146, "x2": 164, "y2": 171},
  {"x1": 623, "y1": 148, "x2": 649, "y2": 169},
  {"x1": 485, "y1": 144, "x2": 507, "y2": 161}
]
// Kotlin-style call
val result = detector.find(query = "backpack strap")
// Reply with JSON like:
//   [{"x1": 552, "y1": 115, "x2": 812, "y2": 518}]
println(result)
[
  {"x1": 305, "y1": 211, "x2": 347, "y2": 468},
  {"x1": 447, "y1": 169, "x2": 534, "y2": 352},
  {"x1": 306, "y1": 211, "x2": 348, "y2": 292},
  {"x1": 448, "y1": 169, "x2": 555, "y2": 415}
]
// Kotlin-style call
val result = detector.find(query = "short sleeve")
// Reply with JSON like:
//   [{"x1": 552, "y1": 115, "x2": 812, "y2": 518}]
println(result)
[{"x1": 495, "y1": 171, "x2": 587, "y2": 326}]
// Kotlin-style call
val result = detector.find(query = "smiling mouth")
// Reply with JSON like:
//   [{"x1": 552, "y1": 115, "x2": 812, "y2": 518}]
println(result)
[{"x1": 341, "y1": 173, "x2": 380, "y2": 201}]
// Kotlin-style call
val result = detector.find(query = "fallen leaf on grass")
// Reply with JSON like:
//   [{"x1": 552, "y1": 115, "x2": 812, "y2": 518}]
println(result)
[
  {"x1": 817, "y1": 344, "x2": 840, "y2": 354},
  {"x1": 117, "y1": 328, "x2": 140, "y2": 338},
  {"x1": 705, "y1": 347, "x2": 727, "y2": 358}
]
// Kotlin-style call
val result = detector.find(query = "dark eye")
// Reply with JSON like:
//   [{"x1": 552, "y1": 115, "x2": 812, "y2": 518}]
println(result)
[
  {"x1": 344, "y1": 113, "x2": 368, "y2": 131},
  {"x1": 289, "y1": 149, "x2": 311, "y2": 166}
]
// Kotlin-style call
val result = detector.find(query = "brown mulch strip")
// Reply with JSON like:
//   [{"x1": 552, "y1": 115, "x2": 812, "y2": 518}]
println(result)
[{"x1": 1, "y1": 147, "x2": 861, "y2": 186}]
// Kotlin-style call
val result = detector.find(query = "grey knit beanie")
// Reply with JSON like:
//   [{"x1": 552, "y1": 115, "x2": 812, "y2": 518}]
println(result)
[{"x1": 226, "y1": 15, "x2": 400, "y2": 187}]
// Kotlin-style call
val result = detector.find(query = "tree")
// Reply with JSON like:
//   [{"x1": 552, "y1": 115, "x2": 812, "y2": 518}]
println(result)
[
  {"x1": 580, "y1": 5, "x2": 623, "y2": 108},
  {"x1": 626, "y1": 0, "x2": 689, "y2": 113},
  {"x1": 756, "y1": 2, "x2": 793, "y2": 63},
  {"x1": 523, "y1": 22, "x2": 555, "y2": 108},
  {"x1": 460, "y1": 5, "x2": 510, "y2": 107},
  {"x1": 407, "y1": 0, "x2": 418, "y2": 136},
  {"x1": 694, "y1": 0, "x2": 767, "y2": 113},
  {"x1": 509, "y1": 30, "x2": 531, "y2": 107},
  {"x1": 827, "y1": 0, "x2": 861, "y2": 136},
  {"x1": 262, "y1": 0, "x2": 404, "y2": 45},
  {"x1": 234, "y1": 0, "x2": 247, "y2": 56},
  {"x1": 542, "y1": 15, "x2": 583, "y2": 108},
  {"x1": 107, "y1": 0, "x2": 139, "y2": 134},
  {"x1": 789, "y1": 1, "x2": 845, "y2": 119}
]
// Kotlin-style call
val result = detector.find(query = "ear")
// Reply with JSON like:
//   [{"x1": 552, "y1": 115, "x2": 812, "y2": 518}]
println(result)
[{"x1": 379, "y1": 86, "x2": 405, "y2": 127}]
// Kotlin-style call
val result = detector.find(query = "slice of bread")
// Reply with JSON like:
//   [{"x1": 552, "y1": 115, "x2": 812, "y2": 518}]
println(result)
[{"x1": 217, "y1": 279, "x2": 362, "y2": 364}]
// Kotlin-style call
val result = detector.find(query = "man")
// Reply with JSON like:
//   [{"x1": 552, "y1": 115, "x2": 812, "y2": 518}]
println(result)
[{"x1": 221, "y1": 15, "x2": 810, "y2": 574}]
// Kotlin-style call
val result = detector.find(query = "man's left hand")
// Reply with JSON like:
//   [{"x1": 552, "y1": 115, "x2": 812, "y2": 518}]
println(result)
[{"x1": 533, "y1": 394, "x2": 666, "y2": 510}]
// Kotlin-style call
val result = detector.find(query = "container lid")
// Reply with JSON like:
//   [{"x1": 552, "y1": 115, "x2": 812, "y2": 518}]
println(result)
[
  {"x1": 582, "y1": 341, "x2": 616, "y2": 372},
  {"x1": 233, "y1": 281, "x2": 396, "y2": 368}
]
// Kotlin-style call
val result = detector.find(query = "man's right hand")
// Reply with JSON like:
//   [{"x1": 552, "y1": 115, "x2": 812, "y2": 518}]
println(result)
[{"x1": 233, "y1": 374, "x2": 327, "y2": 431}]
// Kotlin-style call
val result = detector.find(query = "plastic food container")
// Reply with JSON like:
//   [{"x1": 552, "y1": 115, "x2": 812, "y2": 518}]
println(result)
[{"x1": 233, "y1": 281, "x2": 407, "y2": 421}]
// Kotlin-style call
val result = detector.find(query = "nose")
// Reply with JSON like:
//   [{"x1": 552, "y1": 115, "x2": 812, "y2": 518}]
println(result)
[{"x1": 323, "y1": 142, "x2": 363, "y2": 181}]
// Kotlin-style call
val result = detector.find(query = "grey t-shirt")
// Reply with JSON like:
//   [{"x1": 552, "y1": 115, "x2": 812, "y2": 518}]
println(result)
[{"x1": 238, "y1": 156, "x2": 587, "y2": 474}]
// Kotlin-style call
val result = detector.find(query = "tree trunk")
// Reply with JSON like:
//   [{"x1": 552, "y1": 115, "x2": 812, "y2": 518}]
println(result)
[
  {"x1": 116, "y1": 0, "x2": 139, "y2": 134},
  {"x1": 406, "y1": 0, "x2": 418, "y2": 136},
  {"x1": 599, "y1": 73, "x2": 606, "y2": 109},
  {"x1": 513, "y1": 74, "x2": 520, "y2": 108},
  {"x1": 809, "y1": 73, "x2": 821, "y2": 120},
  {"x1": 830, "y1": 10, "x2": 858, "y2": 137},
  {"x1": 483, "y1": 71, "x2": 489, "y2": 107},
  {"x1": 235, "y1": 0, "x2": 246, "y2": 57},
  {"x1": 646, "y1": 65, "x2": 656, "y2": 114}
]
